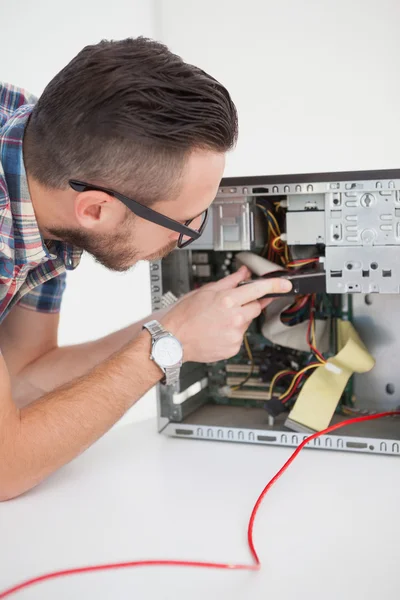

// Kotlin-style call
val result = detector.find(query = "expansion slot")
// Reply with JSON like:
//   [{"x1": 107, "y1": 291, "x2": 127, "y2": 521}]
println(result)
[
  {"x1": 224, "y1": 389, "x2": 271, "y2": 401},
  {"x1": 226, "y1": 376, "x2": 268, "y2": 389},
  {"x1": 225, "y1": 364, "x2": 260, "y2": 374}
]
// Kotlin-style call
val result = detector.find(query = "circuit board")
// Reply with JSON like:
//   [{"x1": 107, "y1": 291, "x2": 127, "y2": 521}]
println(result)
[
  {"x1": 206, "y1": 294, "x2": 354, "y2": 414},
  {"x1": 189, "y1": 242, "x2": 355, "y2": 421}
]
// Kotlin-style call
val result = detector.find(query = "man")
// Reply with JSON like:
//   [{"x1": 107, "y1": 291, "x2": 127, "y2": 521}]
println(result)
[{"x1": 0, "y1": 37, "x2": 290, "y2": 501}]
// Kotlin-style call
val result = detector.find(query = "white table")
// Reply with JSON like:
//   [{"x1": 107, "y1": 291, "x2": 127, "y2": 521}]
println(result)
[{"x1": 1, "y1": 417, "x2": 399, "y2": 600}]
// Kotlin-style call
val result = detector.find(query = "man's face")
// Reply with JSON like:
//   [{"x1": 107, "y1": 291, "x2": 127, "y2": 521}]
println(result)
[{"x1": 58, "y1": 150, "x2": 225, "y2": 272}]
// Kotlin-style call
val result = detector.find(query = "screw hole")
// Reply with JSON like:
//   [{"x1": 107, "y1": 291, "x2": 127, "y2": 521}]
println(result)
[
  {"x1": 386, "y1": 383, "x2": 395, "y2": 395},
  {"x1": 370, "y1": 262, "x2": 378, "y2": 270},
  {"x1": 333, "y1": 199, "x2": 339, "y2": 205},
  {"x1": 346, "y1": 263, "x2": 353, "y2": 270},
  {"x1": 369, "y1": 445, "x2": 375, "y2": 451},
  {"x1": 333, "y1": 234, "x2": 339, "y2": 240}
]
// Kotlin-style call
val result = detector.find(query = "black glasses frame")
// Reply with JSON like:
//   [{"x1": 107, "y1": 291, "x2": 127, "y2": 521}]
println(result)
[{"x1": 69, "y1": 180, "x2": 209, "y2": 249}]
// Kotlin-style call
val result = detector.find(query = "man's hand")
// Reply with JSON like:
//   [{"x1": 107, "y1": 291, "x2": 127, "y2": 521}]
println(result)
[{"x1": 161, "y1": 266, "x2": 292, "y2": 363}]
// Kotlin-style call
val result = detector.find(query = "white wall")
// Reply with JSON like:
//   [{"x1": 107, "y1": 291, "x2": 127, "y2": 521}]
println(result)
[
  {"x1": 2, "y1": 0, "x2": 156, "y2": 95},
  {"x1": 5, "y1": 0, "x2": 400, "y2": 427},
  {"x1": 157, "y1": 0, "x2": 400, "y2": 177},
  {"x1": 2, "y1": 0, "x2": 156, "y2": 424}
]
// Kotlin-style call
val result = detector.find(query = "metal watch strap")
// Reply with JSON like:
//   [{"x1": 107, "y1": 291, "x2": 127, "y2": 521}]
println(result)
[
  {"x1": 143, "y1": 319, "x2": 167, "y2": 340},
  {"x1": 162, "y1": 364, "x2": 181, "y2": 386},
  {"x1": 143, "y1": 320, "x2": 181, "y2": 386}
]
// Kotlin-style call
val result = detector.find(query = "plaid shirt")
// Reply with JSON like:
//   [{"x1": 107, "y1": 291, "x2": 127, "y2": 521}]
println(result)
[{"x1": 0, "y1": 82, "x2": 82, "y2": 324}]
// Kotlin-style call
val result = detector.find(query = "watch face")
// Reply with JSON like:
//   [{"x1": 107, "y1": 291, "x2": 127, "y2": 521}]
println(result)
[{"x1": 153, "y1": 336, "x2": 183, "y2": 367}]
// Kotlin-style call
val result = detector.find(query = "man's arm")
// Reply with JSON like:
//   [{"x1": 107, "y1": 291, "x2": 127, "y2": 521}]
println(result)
[
  {"x1": 0, "y1": 268, "x2": 289, "y2": 500},
  {"x1": 0, "y1": 305, "x2": 169, "y2": 405},
  {"x1": 0, "y1": 329, "x2": 162, "y2": 501}
]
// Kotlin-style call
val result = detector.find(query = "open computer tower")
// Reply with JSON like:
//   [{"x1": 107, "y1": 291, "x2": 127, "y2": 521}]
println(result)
[{"x1": 152, "y1": 169, "x2": 400, "y2": 457}]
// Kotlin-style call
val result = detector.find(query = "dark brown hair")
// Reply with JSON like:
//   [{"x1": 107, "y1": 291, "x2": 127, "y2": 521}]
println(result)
[{"x1": 24, "y1": 37, "x2": 238, "y2": 204}]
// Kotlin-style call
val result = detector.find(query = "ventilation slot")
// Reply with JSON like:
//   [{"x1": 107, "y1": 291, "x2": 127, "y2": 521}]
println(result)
[
  {"x1": 362, "y1": 270, "x2": 370, "y2": 277},
  {"x1": 257, "y1": 435, "x2": 277, "y2": 442},
  {"x1": 175, "y1": 429, "x2": 193, "y2": 436},
  {"x1": 330, "y1": 270, "x2": 342, "y2": 278},
  {"x1": 346, "y1": 441, "x2": 368, "y2": 449},
  {"x1": 382, "y1": 269, "x2": 392, "y2": 277}
]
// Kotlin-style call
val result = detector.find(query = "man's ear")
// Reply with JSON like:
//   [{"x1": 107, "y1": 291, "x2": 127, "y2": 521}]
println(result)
[{"x1": 74, "y1": 190, "x2": 120, "y2": 230}]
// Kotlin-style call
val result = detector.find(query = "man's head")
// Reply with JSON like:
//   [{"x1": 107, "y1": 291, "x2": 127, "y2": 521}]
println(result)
[{"x1": 24, "y1": 37, "x2": 238, "y2": 271}]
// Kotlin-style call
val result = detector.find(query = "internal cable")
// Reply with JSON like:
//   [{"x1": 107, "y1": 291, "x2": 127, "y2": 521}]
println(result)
[
  {"x1": 256, "y1": 204, "x2": 286, "y2": 265},
  {"x1": 281, "y1": 295, "x2": 310, "y2": 323},
  {"x1": 307, "y1": 295, "x2": 326, "y2": 364},
  {"x1": 280, "y1": 371, "x2": 307, "y2": 403},
  {"x1": 268, "y1": 368, "x2": 295, "y2": 399},
  {"x1": 286, "y1": 258, "x2": 319, "y2": 268},
  {"x1": 231, "y1": 335, "x2": 254, "y2": 391},
  {"x1": 279, "y1": 362, "x2": 322, "y2": 401},
  {"x1": 1, "y1": 411, "x2": 399, "y2": 598},
  {"x1": 284, "y1": 241, "x2": 290, "y2": 264},
  {"x1": 266, "y1": 209, "x2": 280, "y2": 234},
  {"x1": 256, "y1": 204, "x2": 280, "y2": 239}
]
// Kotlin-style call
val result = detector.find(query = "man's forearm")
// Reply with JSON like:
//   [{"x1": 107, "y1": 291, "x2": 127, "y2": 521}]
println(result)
[
  {"x1": 14, "y1": 308, "x2": 168, "y2": 404},
  {"x1": 2, "y1": 330, "x2": 162, "y2": 500}
]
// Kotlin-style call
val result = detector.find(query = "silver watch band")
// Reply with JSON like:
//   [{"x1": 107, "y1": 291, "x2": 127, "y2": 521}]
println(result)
[
  {"x1": 163, "y1": 364, "x2": 181, "y2": 386},
  {"x1": 143, "y1": 320, "x2": 182, "y2": 386},
  {"x1": 143, "y1": 319, "x2": 167, "y2": 340}
]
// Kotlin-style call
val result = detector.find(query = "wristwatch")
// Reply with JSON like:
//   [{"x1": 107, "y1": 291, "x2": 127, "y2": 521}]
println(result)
[{"x1": 143, "y1": 320, "x2": 183, "y2": 386}]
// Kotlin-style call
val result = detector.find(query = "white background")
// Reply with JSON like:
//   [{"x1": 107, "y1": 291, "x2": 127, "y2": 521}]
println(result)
[
  {"x1": 3, "y1": 0, "x2": 400, "y2": 424},
  {"x1": 158, "y1": 0, "x2": 400, "y2": 177}
]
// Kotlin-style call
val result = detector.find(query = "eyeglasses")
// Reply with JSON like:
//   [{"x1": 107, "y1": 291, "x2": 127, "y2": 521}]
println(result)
[{"x1": 69, "y1": 180, "x2": 209, "y2": 249}]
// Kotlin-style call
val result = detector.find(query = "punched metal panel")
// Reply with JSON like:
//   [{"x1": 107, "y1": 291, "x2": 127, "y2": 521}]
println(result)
[
  {"x1": 326, "y1": 246, "x2": 400, "y2": 293},
  {"x1": 280, "y1": 176, "x2": 400, "y2": 294},
  {"x1": 325, "y1": 190, "x2": 400, "y2": 246}
]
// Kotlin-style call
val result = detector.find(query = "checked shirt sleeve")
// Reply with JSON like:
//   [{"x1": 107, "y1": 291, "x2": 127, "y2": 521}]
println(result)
[{"x1": 18, "y1": 272, "x2": 67, "y2": 314}]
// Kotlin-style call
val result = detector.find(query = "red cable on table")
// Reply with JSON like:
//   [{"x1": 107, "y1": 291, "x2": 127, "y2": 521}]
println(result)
[{"x1": 1, "y1": 410, "x2": 398, "y2": 599}]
